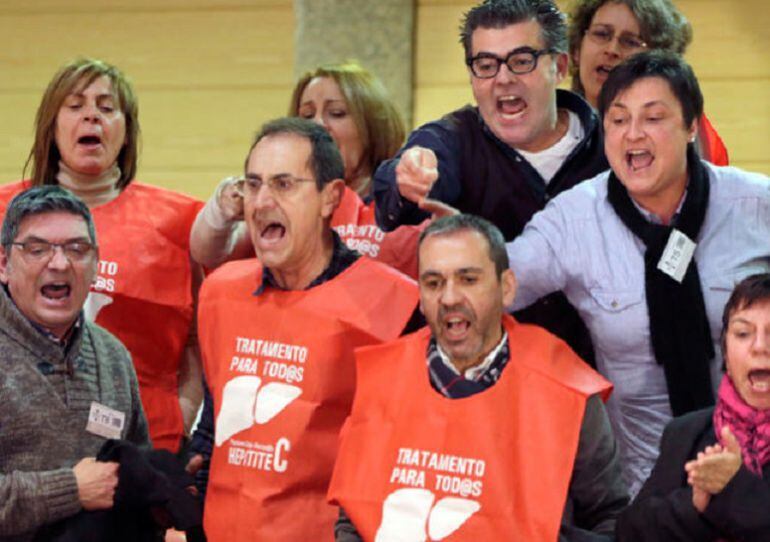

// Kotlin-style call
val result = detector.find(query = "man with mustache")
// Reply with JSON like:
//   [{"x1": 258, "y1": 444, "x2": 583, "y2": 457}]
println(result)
[
  {"x1": 374, "y1": 0, "x2": 607, "y2": 366},
  {"x1": 0, "y1": 186, "x2": 148, "y2": 540},
  {"x1": 329, "y1": 214, "x2": 627, "y2": 541},
  {"x1": 193, "y1": 118, "x2": 419, "y2": 541}
]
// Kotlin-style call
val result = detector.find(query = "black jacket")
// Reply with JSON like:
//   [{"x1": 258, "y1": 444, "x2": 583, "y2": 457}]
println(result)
[
  {"x1": 617, "y1": 408, "x2": 770, "y2": 541},
  {"x1": 374, "y1": 90, "x2": 606, "y2": 364},
  {"x1": 38, "y1": 440, "x2": 204, "y2": 542}
]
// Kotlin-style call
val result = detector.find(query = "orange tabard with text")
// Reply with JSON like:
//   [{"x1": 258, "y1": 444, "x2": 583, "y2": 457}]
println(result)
[
  {"x1": 332, "y1": 186, "x2": 422, "y2": 279},
  {"x1": 199, "y1": 256, "x2": 418, "y2": 542},
  {"x1": 328, "y1": 315, "x2": 613, "y2": 541},
  {"x1": 0, "y1": 181, "x2": 202, "y2": 452}
]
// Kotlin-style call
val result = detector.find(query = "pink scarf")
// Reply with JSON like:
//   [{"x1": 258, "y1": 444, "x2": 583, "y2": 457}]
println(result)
[{"x1": 713, "y1": 376, "x2": 770, "y2": 475}]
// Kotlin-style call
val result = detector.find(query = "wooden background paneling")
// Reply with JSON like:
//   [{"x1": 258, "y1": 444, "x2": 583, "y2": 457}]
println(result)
[
  {"x1": 414, "y1": 0, "x2": 770, "y2": 174},
  {"x1": 1, "y1": 0, "x2": 767, "y2": 202},
  {"x1": 0, "y1": 0, "x2": 295, "y2": 198}
]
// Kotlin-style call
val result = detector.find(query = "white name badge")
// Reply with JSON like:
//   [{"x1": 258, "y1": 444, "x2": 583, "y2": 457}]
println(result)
[
  {"x1": 86, "y1": 401, "x2": 125, "y2": 440},
  {"x1": 657, "y1": 229, "x2": 696, "y2": 284}
]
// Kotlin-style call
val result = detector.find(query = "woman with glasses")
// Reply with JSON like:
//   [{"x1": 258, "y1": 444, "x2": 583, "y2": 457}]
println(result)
[
  {"x1": 0, "y1": 58, "x2": 205, "y2": 454},
  {"x1": 567, "y1": 0, "x2": 729, "y2": 165},
  {"x1": 190, "y1": 61, "x2": 427, "y2": 278}
]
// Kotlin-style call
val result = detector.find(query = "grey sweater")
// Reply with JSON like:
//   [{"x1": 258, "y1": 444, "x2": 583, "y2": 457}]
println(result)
[{"x1": 0, "y1": 287, "x2": 149, "y2": 541}]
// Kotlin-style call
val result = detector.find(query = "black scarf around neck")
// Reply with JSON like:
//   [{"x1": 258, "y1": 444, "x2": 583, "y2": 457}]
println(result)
[{"x1": 607, "y1": 146, "x2": 715, "y2": 416}]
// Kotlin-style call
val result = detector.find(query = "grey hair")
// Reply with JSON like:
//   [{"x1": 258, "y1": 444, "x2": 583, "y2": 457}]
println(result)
[
  {"x1": 419, "y1": 214, "x2": 509, "y2": 277},
  {"x1": 1, "y1": 186, "x2": 97, "y2": 251},
  {"x1": 460, "y1": 0, "x2": 568, "y2": 57}
]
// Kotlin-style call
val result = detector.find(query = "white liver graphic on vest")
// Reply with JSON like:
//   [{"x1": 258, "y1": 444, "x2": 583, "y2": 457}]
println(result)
[
  {"x1": 215, "y1": 376, "x2": 302, "y2": 446},
  {"x1": 83, "y1": 291, "x2": 114, "y2": 321},
  {"x1": 375, "y1": 488, "x2": 480, "y2": 541}
]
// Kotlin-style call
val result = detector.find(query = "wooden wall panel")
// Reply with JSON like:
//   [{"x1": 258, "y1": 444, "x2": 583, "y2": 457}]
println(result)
[
  {"x1": 676, "y1": 0, "x2": 770, "y2": 80},
  {"x1": 414, "y1": 0, "x2": 769, "y2": 174},
  {"x1": 0, "y1": 1, "x2": 294, "y2": 199},
  {"x1": 0, "y1": 9, "x2": 294, "y2": 91},
  {"x1": 0, "y1": 1, "x2": 288, "y2": 10},
  {"x1": 2, "y1": 0, "x2": 766, "y2": 198},
  {"x1": 700, "y1": 80, "x2": 769, "y2": 164}
]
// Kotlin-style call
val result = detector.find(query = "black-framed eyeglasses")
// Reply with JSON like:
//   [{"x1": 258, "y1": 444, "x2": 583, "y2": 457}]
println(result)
[
  {"x1": 236, "y1": 174, "x2": 316, "y2": 197},
  {"x1": 11, "y1": 240, "x2": 96, "y2": 263},
  {"x1": 584, "y1": 25, "x2": 647, "y2": 52},
  {"x1": 466, "y1": 47, "x2": 558, "y2": 78}
]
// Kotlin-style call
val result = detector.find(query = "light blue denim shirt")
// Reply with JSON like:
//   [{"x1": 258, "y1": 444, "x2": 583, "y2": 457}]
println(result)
[{"x1": 507, "y1": 162, "x2": 770, "y2": 496}]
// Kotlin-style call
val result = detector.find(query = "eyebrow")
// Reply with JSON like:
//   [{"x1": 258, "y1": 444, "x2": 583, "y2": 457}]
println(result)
[
  {"x1": 419, "y1": 270, "x2": 443, "y2": 281},
  {"x1": 300, "y1": 98, "x2": 346, "y2": 106},
  {"x1": 19, "y1": 235, "x2": 91, "y2": 243},
  {"x1": 729, "y1": 317, "x2": 754, "y2": 326},
  {"x1": 609, "y1": 100, "x2": 669, "y2": 110},
  {"x1": 419, "y1": 267, "x2": 484, "y2": 279},
  {"x1": 244, "y1": 172, "x2": 295, "y2": 180},
  {"x1": 65, "y1": 92, "x2": 116, "y2": 101},
  {"x1": 474, "y1": 45, "x2": 538, "y2": 57}
]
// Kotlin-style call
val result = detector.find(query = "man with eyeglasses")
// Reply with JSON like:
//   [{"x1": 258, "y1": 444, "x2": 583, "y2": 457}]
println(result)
[
  {"x1": 373, "y1": 0, "x2": 607, "y2": 366},
  {"x1": 0, "y1": 186, "x2": 148, "y2": 539},
  {"x1": 191, "y1": 117, "x2": 419, "y2": 541}
]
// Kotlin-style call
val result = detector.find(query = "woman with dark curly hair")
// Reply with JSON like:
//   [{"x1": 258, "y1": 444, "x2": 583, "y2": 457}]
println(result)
[{"x1": 567, "y1": 0, "x2": 728, "y2": 165}]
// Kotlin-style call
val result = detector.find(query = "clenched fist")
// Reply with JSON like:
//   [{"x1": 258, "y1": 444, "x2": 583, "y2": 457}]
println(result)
[
  {"x1": 215, "y1": 176, "x2": 245, "y2": 222},
  {"x1": 73, "y1": 457, "x2": 119, "y2": 510},
  {"x1": 396, "y1": 146, "x2": 438, "y2": 204}
]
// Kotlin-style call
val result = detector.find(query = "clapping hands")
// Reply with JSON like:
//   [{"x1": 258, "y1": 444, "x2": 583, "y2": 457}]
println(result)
[{"x1": 685, "y1": 425, "x2": 743, "y2": 512}]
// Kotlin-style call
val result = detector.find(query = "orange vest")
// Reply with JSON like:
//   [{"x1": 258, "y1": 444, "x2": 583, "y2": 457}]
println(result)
[
  {"x1": 699, "y1": 114, "x2": 729, "y2": 167},
  {"x1": 0, "y1": 181, "x2": 203, "y2": 452},
  {"x1": 331, "y1": 187, "x2": 422, "y2": 279},
  {"x1": 328, "y1": 315, "x2": 612, "y2": 541},
  {"x1": 198, "y1": 256, "x2": 418, "y2": 542}
]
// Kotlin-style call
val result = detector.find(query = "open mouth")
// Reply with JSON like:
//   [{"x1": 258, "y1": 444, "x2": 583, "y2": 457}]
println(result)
[
  {"x1": 626, "y1": 150, "x2": 654, "y2": 172},
  {"x1": 77, "y1": 135, "x2": 102, "y2": 146},
  {"x1": 443, "y1": 315, "x2": 471, "y2": 341},
  {"x1": 596, "y1": 64, "x2": 615, "y2": 78},
  {"x1": 41, "y1": 282, "x2": 71, "y2": 301},
  {"x1": 497, "y1": 96, "x2": 526, "y2": 118},
  {"x1": 748, "y1": 369, "x2": 770, "y2": 393},
  {"x1": 260, "y1": 222, "x2": 286, "y2": 242}
]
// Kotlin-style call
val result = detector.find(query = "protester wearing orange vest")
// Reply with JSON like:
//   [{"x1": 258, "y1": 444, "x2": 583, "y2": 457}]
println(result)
[
  {"x1": 193, "y1": 118, "x2": 419, "y2": 541},
  {"x1": 0, "y1": 58, "x2": 204, "y2": 453},
  {"x1": 329, "y1": 215, "x2": 629, "y2": 541}
]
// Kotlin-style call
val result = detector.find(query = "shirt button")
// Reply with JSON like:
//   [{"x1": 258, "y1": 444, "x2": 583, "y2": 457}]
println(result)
[{"x1": 611, "y1": 300, "x2": 618, "y2": 309}]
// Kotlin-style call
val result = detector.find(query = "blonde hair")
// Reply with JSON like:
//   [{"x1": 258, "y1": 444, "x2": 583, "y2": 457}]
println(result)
[
  {"x1": 24, "y1": 58, "x2": 139, "y2": 189},
  {"x1": 288, "y1": 61, "x2": 405, "y2": 179}
]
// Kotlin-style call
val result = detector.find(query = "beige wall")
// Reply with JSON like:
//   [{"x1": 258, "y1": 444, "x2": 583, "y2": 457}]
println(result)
[
  {"x1": 0, "y1": 0, "x2": 295, "y2": 199},
  {"x1": 415, "y1": 0, "x2": 770, "y2": 174},
  {"x1": 1, "y1": 0, "x2": 767, "y2": 202}
]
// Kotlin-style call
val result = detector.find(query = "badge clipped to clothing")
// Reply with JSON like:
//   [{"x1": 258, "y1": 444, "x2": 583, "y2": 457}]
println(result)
[
  {"x1": 86, "y1": 401, "x2": 126, "y2": 440},
  {"x1": 657, "y1": 229, "x2": 697, "y2": 283}
]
